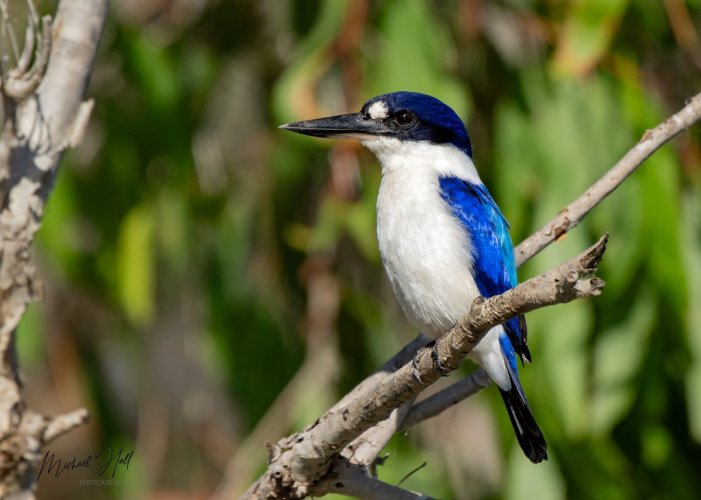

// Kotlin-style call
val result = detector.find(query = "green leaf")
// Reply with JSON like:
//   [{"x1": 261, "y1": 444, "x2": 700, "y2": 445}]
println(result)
[
  {"x1": 272, "y1": 1, "x2": 349, "y2": 122},
  {"x1": 551, "y1": 0, "x2": 629, "y2": 77},
  {"x1": 683, "y1": 189, "x2": 701, "y2": 442},
  {"x1": 504, "y1": 446, "x2": 565, "y2": 500},
  {"x1": 368, "y1": 0, "x2": 468, "y2": 118},
  {"x1": 116, "y1": 203, "x2": 156, "y2": 327},
  {"x1": 590, "y1": 288, "x2": 655, "y2": 435}
]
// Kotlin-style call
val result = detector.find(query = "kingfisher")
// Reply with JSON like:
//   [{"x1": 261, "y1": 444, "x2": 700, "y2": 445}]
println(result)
[{"x1": 281, "y1": 91, "x2": 547, "y2": 463}]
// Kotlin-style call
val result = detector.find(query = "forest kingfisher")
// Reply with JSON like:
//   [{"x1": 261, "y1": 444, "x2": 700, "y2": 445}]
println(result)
[{"x1": 281, "y1": 91, "x2": 547, "y2": 463}]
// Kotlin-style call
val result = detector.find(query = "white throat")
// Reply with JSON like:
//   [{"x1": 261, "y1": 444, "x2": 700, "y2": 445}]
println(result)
[{"x1": 362, "y1": 138, "x2": 480, "y2": 183}]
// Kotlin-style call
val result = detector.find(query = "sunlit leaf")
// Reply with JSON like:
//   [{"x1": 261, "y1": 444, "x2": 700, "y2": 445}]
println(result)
[
  {"x1": 368, "y1": 0, "x2": 469, "y2": 118},
  {"x1": 116, "y1": 203, "x2": 155, "y2": 327},
  {"x1": 551, "y1": 0, "x2": 629, "y2": 77},
  {"x1": 504, "y1": 446, "x2": 565, "y2": 500}
]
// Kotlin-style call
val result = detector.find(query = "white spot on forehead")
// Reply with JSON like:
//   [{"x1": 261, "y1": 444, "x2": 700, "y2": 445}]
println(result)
[{"x1": 368, "y1": 101, "x2": 389, "y2": 120}]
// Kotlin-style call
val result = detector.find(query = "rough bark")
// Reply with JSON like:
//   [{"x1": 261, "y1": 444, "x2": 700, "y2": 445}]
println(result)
[{"x1": 0, "y1": 1, "x2": 108, "y2": 496}]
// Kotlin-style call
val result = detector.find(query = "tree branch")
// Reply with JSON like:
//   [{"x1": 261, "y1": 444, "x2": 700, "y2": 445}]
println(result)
[
  {"x1": 311, "y1": 457, "x2": 435, "y2": 500},
  {"x1": 0, "y1": 0, "x2": 108, "y2": 496},
  {"x1": 514, "y1": 91, "x2": 701, "y2": 266},
  {"x1": 243, "y1": 235, "x2": 607, "y2": 499},
  {"x1": 400, "y1": 369, "x2": 490, "y2": 432}
]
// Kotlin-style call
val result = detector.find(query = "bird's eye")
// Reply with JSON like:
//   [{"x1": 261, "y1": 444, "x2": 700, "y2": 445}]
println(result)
[{"x1": 393, "y1": 111, "x2": 416, "y2": 128}]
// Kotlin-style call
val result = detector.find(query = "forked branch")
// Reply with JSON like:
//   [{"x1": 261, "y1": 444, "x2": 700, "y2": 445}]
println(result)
[
  {"x1": 237, "y1": 90, "x2": 701, "y2": 500},
  {"x1": 244, "y1": 236, "x2": 607, "y2": 499}
]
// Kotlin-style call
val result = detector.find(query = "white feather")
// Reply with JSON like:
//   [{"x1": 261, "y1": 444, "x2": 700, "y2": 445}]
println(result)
[
  {"x1": 367, "y1": 101, "x2": 389, "y2": 120},
  {"x1": 364, "y1": 138, "x2": 511, "y2": 390}
]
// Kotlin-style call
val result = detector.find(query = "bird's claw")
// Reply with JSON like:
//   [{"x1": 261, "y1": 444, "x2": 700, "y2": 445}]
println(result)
[
  {"x1": 430, "y1": 340, "x2": 451, "y2": 377},
  {"x1": 411, "y1": 354, "x2": 429, "y2": 386}
]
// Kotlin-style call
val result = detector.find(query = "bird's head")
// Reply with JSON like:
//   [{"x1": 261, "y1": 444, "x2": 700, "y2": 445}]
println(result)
[{"x1": 280, "y1": 92, "x2": 472, "y2": 159}]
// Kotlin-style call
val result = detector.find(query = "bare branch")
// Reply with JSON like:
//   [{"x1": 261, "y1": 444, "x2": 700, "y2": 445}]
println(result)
[
  {"x1": 3, "y1": 15, "x2": 51, "y2": 99},
  {"x1": 14, "y1": 15, "x2": 33, "y2": 74},
  {"x1": 312, "y1": 457, "x2": 436, "y2": 500},
  {"x1": 344, "y1": 403, "x2": 412, "y2": 470},
  {"x1": 401, "y1": 369, "x2": 491, "y2": 431},
  {"x1": 0, "y1": 0, "x2": 108, "y2": 497},
  {"x1": 514, "y1": 91, "x2": 701, "y2": 266},
  {"x1": 42, "y1": 409, "x2": 90, "y2": 443},
  {"x1": 243, "y1": 235, "x2": 608, "y2": 499}
]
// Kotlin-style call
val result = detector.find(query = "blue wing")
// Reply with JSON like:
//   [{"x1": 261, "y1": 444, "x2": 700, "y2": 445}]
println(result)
[
  {"x1": 438, "y1": 177, "x2": 530, "y2": 364},
  {"x1": 439, "y1": 176, "x2": 546, "y2": 463}
]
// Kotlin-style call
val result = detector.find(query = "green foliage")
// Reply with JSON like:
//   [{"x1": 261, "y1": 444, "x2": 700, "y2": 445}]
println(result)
[{"x1": 23, "y1": 0, "x2": 701, "y2": 498}]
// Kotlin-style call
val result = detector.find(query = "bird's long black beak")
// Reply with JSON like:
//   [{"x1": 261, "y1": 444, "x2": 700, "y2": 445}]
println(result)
[{"x1": 279, "y1": 112, "x2": 384, "y2": 140}]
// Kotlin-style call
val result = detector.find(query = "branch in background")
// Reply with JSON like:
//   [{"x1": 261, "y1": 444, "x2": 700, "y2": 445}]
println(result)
[
  {"x1": 514, "y1": 91, "x2": 701, "y2": 266},
  {"x1": 243, "y1": 235, "x2": 607, "y2": 499},
  {"x1": 0, "y1": 0, "x2": 108, "y2": 497},
  {"x1": 313, "y1": 457, "x2": 435, "y2": 500},
  {"x1": 400, "y1": 369, "x2": 490, "y2": 432},
  {"x1": 343, "y1": 402, "x2": 412, "y2": 473}
]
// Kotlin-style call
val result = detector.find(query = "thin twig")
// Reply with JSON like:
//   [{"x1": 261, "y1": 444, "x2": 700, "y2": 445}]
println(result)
[
  {"x1": 43, "y1": 408, "x2": 90, "y2": 443},
  {"x1": 314, "y1": 457, "x2": 435, "y2": 500},
  {"x1": 514, "y1": 91, "x2": 701, "y2": 266},
  {"x1": 396, "y1": 461, "x2": 428, "y2": 487}
]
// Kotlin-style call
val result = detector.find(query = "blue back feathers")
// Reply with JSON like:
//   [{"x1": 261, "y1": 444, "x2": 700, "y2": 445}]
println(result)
[
  {"x1": 438, "y1": 177, "x2": 529, "y2": 365},
  {"x1": 361, "y1": 92, "x2": 473, "y2": 158}
]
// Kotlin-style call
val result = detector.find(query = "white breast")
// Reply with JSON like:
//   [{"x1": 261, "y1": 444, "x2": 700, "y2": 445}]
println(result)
[
  {"x1": 369, "y1": 139, "x2": 482, "y2": 336},
  {"x1": 367, "y1": 138, "x2": 511, "y2": 389}
]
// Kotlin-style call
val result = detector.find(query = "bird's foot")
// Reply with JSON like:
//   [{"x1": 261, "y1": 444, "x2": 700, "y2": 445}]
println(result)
[
  {"x1": 411, "y1": 354, "x2": 430, "y2": 386},
  {"x1": 429, "y1": 340, "x2": 451, "y2": 377}
]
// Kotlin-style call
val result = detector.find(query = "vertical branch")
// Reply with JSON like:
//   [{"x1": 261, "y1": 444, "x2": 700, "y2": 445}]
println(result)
[{"x1": 0, "y1": 0, "x2": 108, "y2": 496}]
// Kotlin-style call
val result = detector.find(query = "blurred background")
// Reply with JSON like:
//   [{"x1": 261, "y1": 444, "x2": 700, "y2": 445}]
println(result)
[{"x1": 4, "y1": 0, "x2": 701, "y2": 498}]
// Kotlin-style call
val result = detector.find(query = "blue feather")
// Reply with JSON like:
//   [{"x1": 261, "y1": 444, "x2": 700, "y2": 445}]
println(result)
[
  {"x1": 361, "y1": 92, "x2": 473, "y2": 157},
  {"x1": 438, "y1": 177, "x2": 530, "y2": 363}
]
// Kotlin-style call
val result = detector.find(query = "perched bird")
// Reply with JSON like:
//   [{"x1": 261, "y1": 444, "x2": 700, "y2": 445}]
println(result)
[{"x1": 281, "y1": 91, "x2": 547, "y2": 463}]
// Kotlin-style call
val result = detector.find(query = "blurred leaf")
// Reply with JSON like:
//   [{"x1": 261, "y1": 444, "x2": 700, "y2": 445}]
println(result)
[
  {"x1": 125, "y1": 31, "x2": 180, "y2": 111},
  {"x1": 272, "y1": 1, "x2": 349, "y2": 122},
  {"x1": 156, "y1": 188, "x2": 191, "y2": 271},
  {"x1": 495, "y1": 76, "x2": 631, "y2": 437},
  {"x1": 345, "y1": 167, "x2": 381, "y2": 261},
  {"x1": 642, "y1": 424, "x2": 673, "y2": 468},
  {"x1": 555, "y1": 440, "x2": 633, "y2": 500},
  {"x1": 683, "y1": 189, "x2": 701, "y2": 442},
  {"x1": 116, "y1": 203, "x2": 155, "y2": 327},
  {"x1": 368, "y1": 0, "x2": 469, "y2": 118},
  {"x1": 16, "y1": 304, "x2": 45, "y2": 368},
  {"x1": 531, "y1": 300, "x2": 592, "y2": 437},
  {"x1": 504, "y1": 447, "x2": 565, "y2": 500},
  {"x1": 551, "y1": 0, "x2": 629, "y2": 77},
  {"x1": 590, "y1": 288, "x2": 655, "y2": 435},
  {"x1": 37, "y1": 169, "x2": 82, "y2": 280},
  {"x1": 308, "y1": 196, "x2": 348, "y2": 252},
  {"x1": 638, "y1": 148, "x2": 687, "y2": 308}
]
